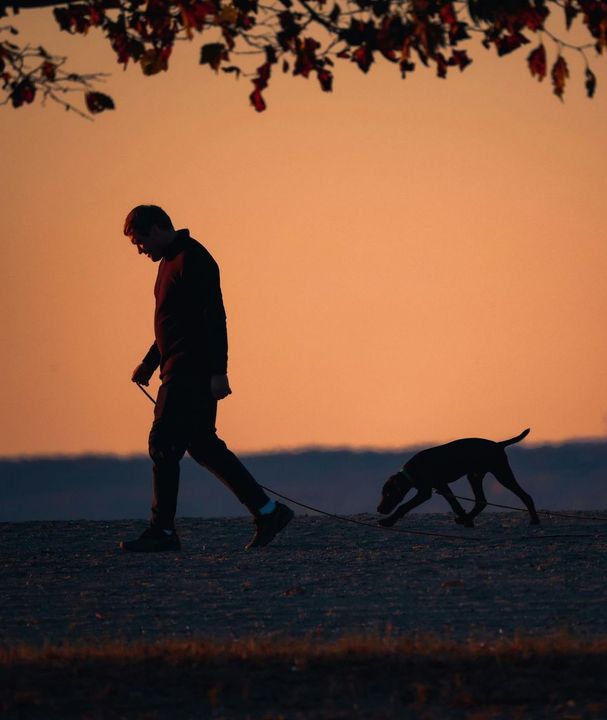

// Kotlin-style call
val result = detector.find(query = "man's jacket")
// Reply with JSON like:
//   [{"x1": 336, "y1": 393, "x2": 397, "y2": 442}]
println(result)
[{"x1": 142, "y1": 229, "x2": 228, "y2": 380}]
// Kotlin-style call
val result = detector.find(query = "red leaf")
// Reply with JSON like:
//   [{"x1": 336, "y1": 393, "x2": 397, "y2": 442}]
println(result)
[
  {"x1": 439, "y1": 3, "x2": 457, "y2": 26},
  {"x1": 523, "y1": 7, "x2": 548, "y2": 32},
  {"x1": 496, "y1": 32, "x2": 529, "y2": 57},
  {"x1": 317, "y1": 68, "x2": 333, "y2": 91},
  {"x1": 448, "y1": 49, "x2": 471, "y2": 71},
  {"x1": 249, "y1": 87, "x2": 266, "y2": 111},
  {"x1": 434, "y1": 52, "x2": 447, "y2": 78},
  {"x1": 41, "y1": 61, "x2": 56, "y2": 81},
  {"x1": 249, "y1": 61, "x2": 271, "y2": 112},
  {"x1": 352, "y1": 45, "x2": 373, "y2": 73},
  {"x1": 527, "y1": 44, "x2": 546, "y2": 81},
  {"x1": 551, "y1": 56, "x2": 569, "y2": 100},
  {"x1": 200, "y1": 42, "x2": 228, "y2": 71},
  {"x1": 400, "y1": 59, "x2": 415, "y2": 78},
  {"x1": 140, "y1": 48, "x2": 169, "y2": 75},
  {"x1": 53, "y1": 7, "x2": 72, "y2": 32},
  {"x1": 564, "y1": 0, "x2": 578, "y2": 30},
  {"x1": 294, "y1": 37, "x2": 320, "y2": 78},
  {"x1": 10, "y1": 79, "x2": 35, "y2": 108},
  {"x1": 85, "y1": 91, "x2": 115, "y2": 113},
  {"x1": 585, "y1": 67, "x2": 597, "y2": 98}
]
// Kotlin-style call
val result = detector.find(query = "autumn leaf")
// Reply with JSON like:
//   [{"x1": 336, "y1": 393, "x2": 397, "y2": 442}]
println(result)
[
  {"x1": 10, "y1": 78, "x2": 35, "y2": 107},
  {"x1": 140, "y1": 49, "x2": 168, "y2": 76},
  {"x1": 85, "y1": 91, "x2": 115, "y2": 113},
  {"x1": 434, "y1": 52, "x2": 447, "y2": 78},
  {"x1": 400, "y1": 59, "x2": 415, "y2": 78},
  {"x1": 439, "y1": 3, "x2": 457, "y2": 26},
  {"x1": 496, "y1": 32, "x2": 529, "y2": 57},
  {"x1": 249, "y1": 87, "x2": 265, "y2": 111},
  {"x1": 218, "y1": 4, "x2": 239, "y2": 24},
  {"x1": 564, "y1": 0, "x2": 578, "y2": 30},
  {"x1": 53, "y1": 7, "x2": 72, "y2": 33},
  {"x1": 522, "y1": 7, "x2": 548, "y2": 32},
  {"x1": 294, "y1": 37, "x2": 320, "y2": 78},
  {"x1": 249, "y1": 61, "x2": 272, "y2": 112},
  {"x1": 200, "y1": 43, "x2": 227, "y2": 71},
  {"x1": 448, "y1": 49, "x2": 471, "y2": 71},
  {"x1": 585, "y1": 67, "x2": 597, "y2": 98},
  {"x1": 551, "y1": 56, "x2": 568, "y2": 100},
  {"x1": 41, "y1": 61, "x2": 56, "y2": 81},
  {"x1": 352, "y1": 45, "x2": 373, "y2": 73},
  {"x1": 527, "y1": 44, "x2": 546, "y2": 82},
  {"x1": 317, "y1": 68, "x2": 333, "y2": 91}
]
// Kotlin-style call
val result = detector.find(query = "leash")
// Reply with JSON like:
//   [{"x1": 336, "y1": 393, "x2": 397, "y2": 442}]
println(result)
[
  {"x1": 256, "y1": 483, "x2": 481, "y2": 542},
  {"x1": 435, "y1": 490, "x2": 607, "y2": 523},
  {"x1": 136, "y1": 382, "x2": 156, "y2": 404},
  {"x1": 135, "y1": 383, "x2": 602, "y2": 543},
  {"x1": 135, "y1": 383, "x2": 477, "y2": 543},
  {"x1": 257, "y1": 484, "x2": 598, "y2": 543}
]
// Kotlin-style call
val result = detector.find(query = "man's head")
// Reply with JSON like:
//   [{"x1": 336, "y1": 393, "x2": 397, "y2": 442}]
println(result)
[
  {"x1": 124, "y1": 205, "x2": 175, "y2": 262},
  {"x1": 377, "y1": 470, "x2": 412, "y2": 514}
]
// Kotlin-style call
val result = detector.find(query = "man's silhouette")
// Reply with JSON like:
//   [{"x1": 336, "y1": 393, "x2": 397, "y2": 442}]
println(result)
[{"x1": 120, "y1": 205, "x2": 293, "y2": 551}]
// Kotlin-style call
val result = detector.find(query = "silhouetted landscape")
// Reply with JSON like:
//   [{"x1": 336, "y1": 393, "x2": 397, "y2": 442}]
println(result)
[{"x1": 2, "y1": 439, "x2": 607, "y2": 521}]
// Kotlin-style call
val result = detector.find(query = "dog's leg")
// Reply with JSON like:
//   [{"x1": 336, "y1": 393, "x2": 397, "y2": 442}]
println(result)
[
  {"x1": 378, "y1": 488, "x2": 432, "y2": 527},
  {"x1": 493, "y1": 462, "x2": 540, "y2": 525},
  {"x1": 436, "y1": 485, "x2": 474, "y2": 527},
  {"x1": 465, "y1": 473, "x2": 488, "y2": 524}
]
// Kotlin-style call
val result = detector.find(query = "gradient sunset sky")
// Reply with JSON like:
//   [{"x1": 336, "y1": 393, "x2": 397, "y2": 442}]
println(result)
[{"x1": 1, "y1": 8, "x2": 606, "y2": 456}]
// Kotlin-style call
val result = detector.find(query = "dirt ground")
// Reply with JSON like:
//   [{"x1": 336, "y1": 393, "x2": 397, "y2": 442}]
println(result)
[
  {"x1": 2, "y1": 511, "x2": 606, "y2": 645},
  {"x1": 1, "y1": 512, "x2": 607, "y2": 718}
]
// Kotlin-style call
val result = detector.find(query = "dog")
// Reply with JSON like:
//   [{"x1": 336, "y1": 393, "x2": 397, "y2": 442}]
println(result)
[{"x1": 377, "y1": 428, "x2": 539, "y2": 527}]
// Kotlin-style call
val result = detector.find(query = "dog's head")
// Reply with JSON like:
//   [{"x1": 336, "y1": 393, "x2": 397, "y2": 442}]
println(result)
[{"x1": 377, "y1": 470, "x2": 412, "y2": 515}]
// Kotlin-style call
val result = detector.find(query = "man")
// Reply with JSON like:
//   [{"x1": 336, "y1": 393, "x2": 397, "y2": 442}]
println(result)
[{"x1": 120, "y1": 205, "x2": 293, "y2": 551}]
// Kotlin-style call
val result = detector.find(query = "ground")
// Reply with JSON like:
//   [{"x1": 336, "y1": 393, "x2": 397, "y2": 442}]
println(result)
[{"x1": 1, "y1": 511, "x2": 606, "y2": 717}]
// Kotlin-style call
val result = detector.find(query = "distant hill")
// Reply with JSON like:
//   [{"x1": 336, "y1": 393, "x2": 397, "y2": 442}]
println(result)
[{"x1": 1, "y1": 440, "x2": 606, "y2": 521}]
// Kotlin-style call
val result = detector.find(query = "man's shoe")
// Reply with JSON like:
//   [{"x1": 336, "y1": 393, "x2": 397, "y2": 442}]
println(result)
[
  {"x1": 246, "y1": 502, "x2": 294, "y2": 549},
  {"x1": 120, "y1": 526, "x2": 181, "y2": 553}
]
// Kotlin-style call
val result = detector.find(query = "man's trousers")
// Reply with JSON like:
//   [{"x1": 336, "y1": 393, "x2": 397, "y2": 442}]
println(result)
[{"x1": 148, "y1": 377, "x2": 270, "y2": 529}]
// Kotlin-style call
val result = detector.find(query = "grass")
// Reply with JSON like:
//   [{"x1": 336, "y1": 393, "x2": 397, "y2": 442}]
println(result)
[{"x1": 2, "y1": 634, "x2": 607, "y2": 718}]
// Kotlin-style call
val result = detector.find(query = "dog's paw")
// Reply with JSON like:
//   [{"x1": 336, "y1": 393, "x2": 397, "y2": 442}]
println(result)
[
  {"x1": 455, "y1": 516, "x2": 474, "y2": 528},
  {"x1": 378, "y1": 516, "x2": 396, "y2": 528},
  {"x1": 530, "y1": 517, "x2": 541, "y2": 526}
]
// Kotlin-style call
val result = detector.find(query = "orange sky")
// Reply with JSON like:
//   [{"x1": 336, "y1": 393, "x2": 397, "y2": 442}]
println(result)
[{"x1": 1, "y1": 8, "x2": 606, "y2": 456}]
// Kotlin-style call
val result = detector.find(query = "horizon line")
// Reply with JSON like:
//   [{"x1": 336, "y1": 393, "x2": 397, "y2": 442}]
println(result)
[{"x1": 2, "y1": 434, "x2": 607, "y2": 461}]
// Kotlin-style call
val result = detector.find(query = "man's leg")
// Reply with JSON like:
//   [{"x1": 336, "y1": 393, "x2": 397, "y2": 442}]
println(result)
[
  {"x1": 188, "y1": 389, "x2": 293, "y2": 548},
  {"x1": 149, "y1": 381, "x2": 190, "y2": 529},
  {"x1": 120, "y1": 381, "x2": 189, "y2": 552},
  {"x1": 187, "y1": 394, "x2": 269, "y2": 515}
]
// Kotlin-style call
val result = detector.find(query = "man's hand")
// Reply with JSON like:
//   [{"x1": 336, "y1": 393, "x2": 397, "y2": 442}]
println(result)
[
  {"x1": 211, "y1": 374, "x2": 232, "y2": 400},
  {"x1": 131, "y1": 362, "x2": 154, "y2": 386}
]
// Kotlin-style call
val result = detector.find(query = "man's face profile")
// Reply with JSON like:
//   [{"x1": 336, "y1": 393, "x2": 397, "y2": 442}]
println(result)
[{"x1": 130, "y1": 224, "x2": 166, "y2": 262}]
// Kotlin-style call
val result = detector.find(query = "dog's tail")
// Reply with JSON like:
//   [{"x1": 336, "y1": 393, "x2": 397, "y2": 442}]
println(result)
[{"x1": 499, "y1": 428, "x2": 530, "y2": 447}]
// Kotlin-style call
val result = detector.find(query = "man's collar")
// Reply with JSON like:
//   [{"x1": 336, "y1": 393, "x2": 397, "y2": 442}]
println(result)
[{"x1": 162, "y1": 228, "x2": 190, "y2": 260}]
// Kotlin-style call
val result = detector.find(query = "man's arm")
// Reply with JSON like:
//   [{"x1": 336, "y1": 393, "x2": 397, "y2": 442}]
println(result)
[
  {"x1": 185, "y1": 251, "x2": 230, "y2": 399},
  {"x1": 202, "y1": 260, "x2": 228, "y2": 377},
  {"x1": 131, "y1": 342, "x2": 160, "y2": 385},
  {"x1": 204, "y1": 263, "x2": 231, "y2": 399}
]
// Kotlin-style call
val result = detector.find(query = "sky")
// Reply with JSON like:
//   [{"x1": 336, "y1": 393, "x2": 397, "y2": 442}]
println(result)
[{"x1": 1, "y1": 7, "x2": 606, "y2": 457}]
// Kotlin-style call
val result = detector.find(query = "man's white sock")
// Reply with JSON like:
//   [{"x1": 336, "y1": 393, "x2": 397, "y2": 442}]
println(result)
[{"x1": 259, "y1": 500, "x2": 276, "y2": 515}]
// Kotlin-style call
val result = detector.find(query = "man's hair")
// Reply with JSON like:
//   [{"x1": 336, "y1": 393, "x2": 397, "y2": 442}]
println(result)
[{"x1": 124, "y1": 205, "x2": 174, "y2": 237}]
